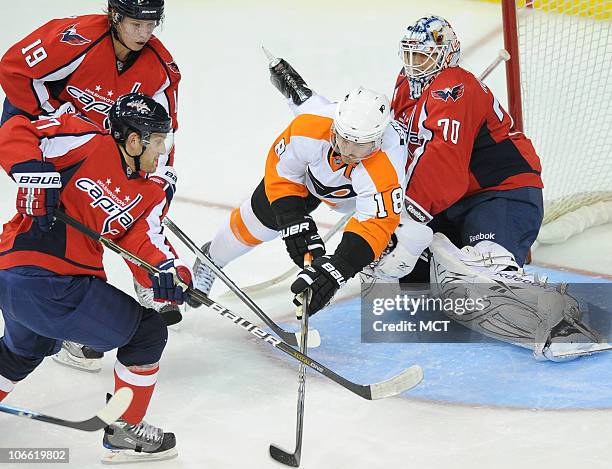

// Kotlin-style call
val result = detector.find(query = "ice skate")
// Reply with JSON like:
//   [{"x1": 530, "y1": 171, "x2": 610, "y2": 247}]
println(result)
[
  {"x1": 102, "y1": 412, "x2": 177, "y2": 465},
  {"x1": 186, "y1": 242, "x2": 216, "y2": 308},
  {"x1": 52, "y1": 341, "x2": 103, "y2": 373}
]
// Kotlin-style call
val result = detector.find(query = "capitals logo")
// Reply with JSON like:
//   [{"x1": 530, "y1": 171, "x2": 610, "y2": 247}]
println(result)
[
  {"x1": 431, "y1": 84, "x2": 464, "y2": 102},
  {"x1": 76, "y1": 178, "x2": 143, "y2": 235},
  {"x1": 59, "y1": 24, "x2": 91, "y2": 46}
]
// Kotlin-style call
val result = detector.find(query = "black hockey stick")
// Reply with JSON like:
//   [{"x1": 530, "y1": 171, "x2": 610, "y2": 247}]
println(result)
[
  {"x1": 162, "y1": 217, "x2": 321, "y2": 348},
  {"x1": 269, "y1": 255, "x2": 312, "y2": 467},
  {"x1": 55, "y1": 211, "x2": 424, "y2": 400},
  {"x1": 0, "y1": 387, "x2": 133, "y2": 432}
]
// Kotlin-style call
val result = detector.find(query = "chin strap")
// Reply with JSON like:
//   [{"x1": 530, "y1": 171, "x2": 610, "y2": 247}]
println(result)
[{"x1": 122, "y1": 144, "x2": 146, "y2": 173}]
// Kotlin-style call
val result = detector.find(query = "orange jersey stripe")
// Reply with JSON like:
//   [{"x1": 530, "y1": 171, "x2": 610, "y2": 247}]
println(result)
[{"x1": 229, "y1": 208, "x2": 263, "y2": 247}]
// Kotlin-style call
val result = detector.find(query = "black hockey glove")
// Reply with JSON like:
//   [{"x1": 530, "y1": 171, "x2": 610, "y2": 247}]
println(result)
[
  {"x1": 291, "y1": 255, "x2": 356, "y2": 315},
  {"x1": 278, "y1": 215, "x2": 325, "y2": 267},
  {"x1": 269, "y1": 58, "x2": 313, "y2": 105}
]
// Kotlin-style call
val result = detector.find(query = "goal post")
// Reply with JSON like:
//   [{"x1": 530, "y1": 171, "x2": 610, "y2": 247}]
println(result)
[{"x1": 501, "y1": 0, "x2": 611, "y2": 243}]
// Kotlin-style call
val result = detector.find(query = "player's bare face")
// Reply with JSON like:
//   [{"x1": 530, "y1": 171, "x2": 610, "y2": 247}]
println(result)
[
  {"x1": 331, "y1": 131, "x2": 378, "y2": 165},
  {"x1": 124, "y1": 132, "x2": 173, "y2": 173},
  {"x1": 117, "y1": 18, "x2": 157, "y2": 51}
]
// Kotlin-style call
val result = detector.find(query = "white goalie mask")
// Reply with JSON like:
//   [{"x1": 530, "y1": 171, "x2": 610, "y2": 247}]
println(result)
[
  {"x1": 398, "y1": 16, "x2": 461, "y2": 99},
  {"x1": 332, "y1": 87, "x2": 391, "y2": 165}
]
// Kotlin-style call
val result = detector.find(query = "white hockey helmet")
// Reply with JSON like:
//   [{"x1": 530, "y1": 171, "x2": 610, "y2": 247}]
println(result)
[
  {"x1": 398, "y1": 16, "x2": 461, "y2": 98},
  {"x1": 332, "y1": 87, "x2": 391, "y2": 163}
]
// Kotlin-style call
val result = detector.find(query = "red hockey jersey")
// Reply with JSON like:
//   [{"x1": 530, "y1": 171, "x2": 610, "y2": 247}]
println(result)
[
  {"x1": 0, "y1": 113, "x2": 179, "y2": 287},
  {"x1": 391, "y1": 66, "x2": 543, "y2": 220},
  {"x1": 0, "y1": 14, "x2": 180, "y2": 167}
]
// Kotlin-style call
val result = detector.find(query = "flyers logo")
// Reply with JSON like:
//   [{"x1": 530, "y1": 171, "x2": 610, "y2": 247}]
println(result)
[
  {"x1": 307, "y1": 168, "x2": 356, "y2": 200},
  {"x1": 59, "y1": 24, "x2": 91, "y2": 46},
  {"x1": 431, "y1": 84, "x2": 464, "y2": 102}
]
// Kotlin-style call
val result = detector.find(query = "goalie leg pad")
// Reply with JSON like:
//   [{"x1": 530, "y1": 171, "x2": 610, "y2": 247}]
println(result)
[{"x1": 429, "y1": 233, "x2": 602, "y2": 361}]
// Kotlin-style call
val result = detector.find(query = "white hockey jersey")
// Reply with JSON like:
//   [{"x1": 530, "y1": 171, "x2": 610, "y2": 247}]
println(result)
[{"x1": 265, "y1": 99, "x2": 408, "y2": 258}]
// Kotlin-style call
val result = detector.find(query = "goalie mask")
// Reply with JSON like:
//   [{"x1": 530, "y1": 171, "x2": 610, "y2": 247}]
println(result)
[
  {"x1": 332, "y1": 87, "x2": 391, "y2": 165},
  {"x1": 398, "y1": 16, "x2": 461, "y2": 99}
]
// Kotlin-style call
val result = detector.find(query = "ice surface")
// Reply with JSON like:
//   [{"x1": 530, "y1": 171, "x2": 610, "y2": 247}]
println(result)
[{"x1": 0, "y1": 1, "x2": 611, "y2": 468}]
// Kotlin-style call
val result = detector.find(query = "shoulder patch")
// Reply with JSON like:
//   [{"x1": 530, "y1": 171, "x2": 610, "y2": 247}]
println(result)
[
  {"x1": 58, "y1": 24, "x2": 92, "y2": 46},
  {"x1": 430, "y1": 83, "x2": 464, "y2": 103},
  {"x1": 166, "y1": 61, "x2": 180, "y2": 74}
]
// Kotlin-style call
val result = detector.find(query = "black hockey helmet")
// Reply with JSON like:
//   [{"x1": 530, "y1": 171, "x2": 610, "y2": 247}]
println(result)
[
  {"x1": 109, "y1": 93, "x2": 171, "y2": 143},
  {"x1": 108, "y1": 0, "x2": 164, "y2": 23}
]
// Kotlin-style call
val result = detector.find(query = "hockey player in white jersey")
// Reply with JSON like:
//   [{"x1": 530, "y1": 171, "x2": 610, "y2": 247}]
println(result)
[{"x1": 189, "y1": 87, "x2": 407, "y2": 315}]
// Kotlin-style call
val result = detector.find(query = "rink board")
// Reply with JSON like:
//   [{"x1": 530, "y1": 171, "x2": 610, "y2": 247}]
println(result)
[{"x1": 269, "y1": 266, "x2": 612, "y2": 410}]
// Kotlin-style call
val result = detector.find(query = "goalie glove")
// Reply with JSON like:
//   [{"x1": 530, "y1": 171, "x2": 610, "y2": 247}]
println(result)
[
  {"x1": 150, "y1": 259, "x2": 193, "y2": 305},
  {"x1": 278, "y1": 214, "x2": 325, "y2": 267},
  {"x1": 11, "y1": 160, "x2": 61, "y2": 232},
  {"x1": 291, "y1": 255, "x2": 356, "y2": 316},
  {"x1": 269, "y1": 57, "x2": 313, "y2": 105}
]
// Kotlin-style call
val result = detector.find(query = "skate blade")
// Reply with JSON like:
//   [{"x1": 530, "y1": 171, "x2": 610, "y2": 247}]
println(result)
[
  {"x1": 52, "y1": 349, "x2": 102, "y2": 373},
  {"x1": 101, "y1": 447, "x2": 178, "y2": 465}
]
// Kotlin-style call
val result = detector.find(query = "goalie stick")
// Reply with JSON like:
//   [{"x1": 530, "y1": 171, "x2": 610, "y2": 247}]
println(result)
[
  {"x1": 269, "y1": 254, "x2": 312, "y2": 467},
  {"x1": 54, "y1": 211, "x2": 423, "y2": 400},
  {"x1": 0, "y1": 387, "x2": 133, "y2": 432},
  {"x1": 223, "y1": 49, "x2": 510, "y2": 299},
  {"x1": 163, "y1": 217, "x2": 321, "y2": 348}
]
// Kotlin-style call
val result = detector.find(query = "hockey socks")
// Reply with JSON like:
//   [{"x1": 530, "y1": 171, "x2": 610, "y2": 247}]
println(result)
[
  {"x1": 113, "y1": 361, "x2": 158, "y2": 424},
  {"x1": 0, "y1": 374, "x2": 15, "y2": 402}
]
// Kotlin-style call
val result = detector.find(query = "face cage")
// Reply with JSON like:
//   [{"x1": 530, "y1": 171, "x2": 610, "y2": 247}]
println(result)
[
  {"x1": 399, "y1": 41, "x2": 449, "y2": 80},
  {"x1": 330, "y1": 128, "x2": 381, "y2": 164}
]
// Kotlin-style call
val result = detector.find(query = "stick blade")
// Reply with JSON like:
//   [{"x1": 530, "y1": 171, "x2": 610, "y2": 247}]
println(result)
[
  {"x1": 369, "y1": 365, "x2": 424, "y2": 400},
  {"x1": 96, "y1": 387, "x2": 134, "y2": 425},
  {"x1": 269, "y1": 444, "x2": 300, "y2": 467}
]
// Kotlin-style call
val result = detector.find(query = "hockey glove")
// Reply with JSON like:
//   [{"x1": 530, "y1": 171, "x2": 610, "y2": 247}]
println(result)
[
  {"x1": 278, "y1": 214, "x2": 325, "y2": 267},
  {"x1": 291, "y1": 254, "x2": 356, "y2": 315},
  {"x1": 150, "y1": 259, "x2": 193, "y2": 305},
  {"x1": 269, "y1": 58, "x2": 313, "y2": 105},
  {"x1": 11, "y1": 160, "x2": 61, "y2": 232}
]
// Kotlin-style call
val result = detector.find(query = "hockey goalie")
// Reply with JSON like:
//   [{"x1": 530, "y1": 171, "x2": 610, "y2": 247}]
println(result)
[{"x1": 362, "y1": 16, "x2": 608, "y2": 361}]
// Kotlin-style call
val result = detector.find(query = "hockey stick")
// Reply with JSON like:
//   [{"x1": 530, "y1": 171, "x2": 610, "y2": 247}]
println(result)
[
  {"x1": 478, "y1": 49, "x2": 510, "y2": 81},
  {"x1": 55, "y1": 211, "x2": 423, "y2": 400},
  {"x1": 269, "y1": 254, "x2": 312, "y2": 467},
  {"x1": 221, "y1": 211, "x2": 354, "y2": 298},
  {"x1": 0, "y1": 387, "x2": 133, "y2": 432},
  {"x1": 163, "y1": 217, "x2": 321, "y2": 348}
]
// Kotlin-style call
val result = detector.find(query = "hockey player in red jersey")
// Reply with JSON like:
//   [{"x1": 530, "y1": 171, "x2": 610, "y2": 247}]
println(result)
[
  {"x1": 365, "y1": 17, "x2": 601, "y2": 361},
  {"x1": 0, "y1": 94, "x2": 191, "y2": 462},
  {"x1": 370, "y1": 15, "x2": 544, "y2": 282},
  {"x1": 0, "y1": 0, "x2": 182, "y2": 369}
]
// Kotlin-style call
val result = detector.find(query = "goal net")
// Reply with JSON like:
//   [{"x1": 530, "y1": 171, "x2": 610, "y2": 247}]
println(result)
[{"x1": 502, "y1": 0, "x2": 611, "y2": 243}]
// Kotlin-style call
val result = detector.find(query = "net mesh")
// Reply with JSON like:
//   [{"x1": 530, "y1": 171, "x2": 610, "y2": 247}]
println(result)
[{"x1": 515, "y1": 0, "x2": 611, "y2": 225}]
